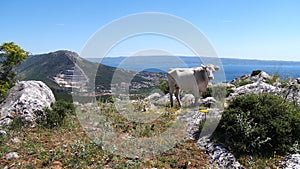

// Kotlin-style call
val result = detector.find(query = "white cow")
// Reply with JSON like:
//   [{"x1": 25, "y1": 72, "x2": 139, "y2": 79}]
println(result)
[{"x1": 167, "y1": 64, "x2": 219, "y2": 107}]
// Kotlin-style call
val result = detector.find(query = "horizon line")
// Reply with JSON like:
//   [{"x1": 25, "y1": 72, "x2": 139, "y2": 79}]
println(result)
[{"x1": 86, "y1": 55, "x2": 300, "y2": 62}]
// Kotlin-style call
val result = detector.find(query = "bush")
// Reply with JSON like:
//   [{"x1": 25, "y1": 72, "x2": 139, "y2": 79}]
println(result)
[
  {"x1": 158, "y1": 78, "x2": 169, "y2": 95},
  {"x1": 105, "y1": 96, "x2": 116, "y2": 103},
  {"x1": 265, "y1": 73, "x2": 279, "y2": 85},
  {"x1": 251, "y1": 70, "x2": 262, "y2": 76},
  {"x1": 236, "y1": 80, "x2": 252, "y2": 87},
  {"x1": 213, "y1": 94, "x2": 300, "y2": 157},
  {"x1": 226, "y1": 87, "x2": 235, "y2": 97},
  {"x1": 202, "y1": 87, "x2": 212, "y2": 98},
  {"x1": 38, "y1": 100, "x2": 75, "y2": 128}
]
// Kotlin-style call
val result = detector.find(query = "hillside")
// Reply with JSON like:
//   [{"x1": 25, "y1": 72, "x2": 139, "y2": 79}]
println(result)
[{"x1": 15, "y1": 50, "x2": 151, "y2": 100}]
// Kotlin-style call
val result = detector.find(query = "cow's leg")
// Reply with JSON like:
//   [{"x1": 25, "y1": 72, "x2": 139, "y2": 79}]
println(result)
[
  {"x1": 175, "y1": 87, "x2": 181, "y2": 107},
  {"x1": 194, "y1": 95, "x2": 200, "y2": 106},
  {"x1": 169, "y1": 87, "x2": 174, "y2": 107},
  {"x1": 167, "y1": 74, "x2": 174, "y2": 107},
  {"x1": 193, "y1": 88, "x2": 200, "y2": 106}
]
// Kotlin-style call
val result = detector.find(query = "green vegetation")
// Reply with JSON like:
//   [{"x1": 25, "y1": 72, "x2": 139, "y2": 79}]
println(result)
[
  {"x1": 251, "y1": 70, "x2": 262, "y2": 76},
  {"x1": 15, "y1": 51, "x2": 77, "y2": 101},
  {"x1": 0, "y1": 42, "x2": 28, "y2": 101},
  {"x1": 213, "y1": 94, "x2": 300, "y2": 157},
  {"x1": 236, "y1": 80, "x2": 252, "y2": 87},
  {"x1": 226, "y1": 87, "x2": 235, "y2": 97},
  {"x1": 201, "y1": 86, "x2": 231, "y2": 99},
  {"x1": 158, "y1": 78, "x2": 169, "y2": 95},
  {"x1": 38, "y1": 100, "x2": 75, "y2": 128},
  {"x1": 0, "y1": 101, "x2": 208, "y2": 168},
  {"x1": 202, "y1": 87, "x2": 212, "y2": 98},
  {"x1": 265, "y1": 72, "x2": 280, "y2": 85}
]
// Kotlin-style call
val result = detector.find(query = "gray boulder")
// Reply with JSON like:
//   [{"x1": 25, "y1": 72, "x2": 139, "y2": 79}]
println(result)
[
  {"x1": 197, "y1": 137, "x2": 245, "y2": 169},
  {"x1": 0, "y1": 130, "x2": 7, "y2": 135},
  {"x1": 0, "y1": 81, "x2": 55, "y2": 126},
  {"x1": 200, "y1": 97, "x2": 217, "y2": 107},
  {"x1": 231, "y1": 71, "x2": 271, "y2": 85},
  {"x1": 280, "y1": 154, "x2": 300, "y2": 169},
  {"x1": 145, "y1": 92, "x2": 162, "y2": 101},
  {"x1": 228, "y1": 81, "x2": 281, "y2": 100},
  {"x1": 157, "y1": 94, "x2": 175, "y2": 103},
  {"x1": 181, "y1": 94, "x2": 195, "y2": 106},
  {"x1": 6, "y1": 152, "x2": 19, "y2": 160}
]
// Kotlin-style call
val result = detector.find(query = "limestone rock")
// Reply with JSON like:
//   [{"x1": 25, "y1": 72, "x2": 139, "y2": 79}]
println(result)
[
  {"x1": 6, "y1": 152, "x2": 19, "y2": 160},
  {"x1": 145, "y1": 93, "x2": 162, "y2": 101},
  {"x1": 280, "y1": 154, "x2": 300, "y2": 169},
  {"x1": 176, "y1": 109, "x2": 205, "y2": 140},
  {"x1": 177, "y1": 108, "x2": 244, "y2": 168},
  {"x1": 228, "y1": 81, "x2": 281, "y2": 100},
  {"x1": 0, "y1": 81, "x2": 55, "y2": 126},
  {"x1": 181, "y1": 94, "x2": 195, "y2": 106},
  {"x1": 0, "y1": 130, "x2": 7, "y2": 135},
  {"x1": 200, "y1": 97, "x2": 217, "y2": 107},
  {"x1": 157, "y1": 94, "x2": 175, "y2": 103},
  {"x1": 197, "y1": 137, "x2": 244, "y2": 169},
  {"x1": 231, "y1": 71, "x2": 271, "y2": 85}
]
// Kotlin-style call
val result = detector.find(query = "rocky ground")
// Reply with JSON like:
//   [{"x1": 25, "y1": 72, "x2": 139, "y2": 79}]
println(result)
[
  {"x1": 1, "y1": 71, "x2": 300, "y2": 168},
  {"x1": 176, "y1": 109, "x2": 244, "y2": 169},
  {"x1": 145, "y1": 70, "x2": 300, "y2": 168}
]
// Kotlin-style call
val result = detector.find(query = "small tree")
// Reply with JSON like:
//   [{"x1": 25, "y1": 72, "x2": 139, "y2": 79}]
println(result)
[
  {"x1": 158, "y1": 78, "x2": 169, "y2": 94},
  {"x1": 0, "y1": 42, "x2": 28, "y2": 101}
]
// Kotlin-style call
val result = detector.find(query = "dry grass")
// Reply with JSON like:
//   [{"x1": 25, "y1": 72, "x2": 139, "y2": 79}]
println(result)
[{"x1": 0, "y1": 108, "x2": 209, "y2": 168}]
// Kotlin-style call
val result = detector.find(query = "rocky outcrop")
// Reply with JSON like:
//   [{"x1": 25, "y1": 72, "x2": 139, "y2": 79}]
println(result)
[
  {"x1": 145, "y1": 92, "x2": 162, "y2": 101},
  {"x1": 228, "y1": 71, "x2": 300, "y2": 106},
  {"x1": 197, "y1": 137, "x2": 245, "y2": 169},
  {"x1": 279, "y1": 154, "x2": 300, "y2": 169},
  {"x1": 231, "y1": 70, "x2": 271, "y2": 85},
  {"x1": 176, "y1": 109, "x2": 244, "y2": 168},
  {"x1": 176, "y1": 109, "x2": 206, "y2": 140},
  {"x1": 228, "y1": 81, "x2": 281, "y2": 100},
  {"x1": 181, "y1": 94, "x2": 195, "y2": 105},
  {"x1": 0, "y1": 81, "x2": 55, "y2": 126}
]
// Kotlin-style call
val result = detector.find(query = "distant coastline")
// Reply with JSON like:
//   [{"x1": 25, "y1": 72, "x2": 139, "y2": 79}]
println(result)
[{"x1": 87, "y1": 56, "x2": 300, "y2": 81}]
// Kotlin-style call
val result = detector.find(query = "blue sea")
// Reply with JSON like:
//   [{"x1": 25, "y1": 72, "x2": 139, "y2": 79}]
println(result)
[{"x1": 87, "y1": 56, "x2": 300, "y2": 82}]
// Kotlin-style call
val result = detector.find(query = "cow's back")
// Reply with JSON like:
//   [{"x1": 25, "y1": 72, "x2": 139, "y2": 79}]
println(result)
[{"x1": 169, "y1": 69, "x2": 198, "y2": 91}]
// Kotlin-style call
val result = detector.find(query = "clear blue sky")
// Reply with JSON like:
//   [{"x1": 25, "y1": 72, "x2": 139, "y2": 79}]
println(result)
[{"x1": 1, "y1": 0, "x2": 300, "y2": 61}]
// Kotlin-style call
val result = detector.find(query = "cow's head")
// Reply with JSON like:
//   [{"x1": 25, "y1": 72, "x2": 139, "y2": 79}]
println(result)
[{"x1": 201, "y1": 64, "x2": 219, "y2": 80}]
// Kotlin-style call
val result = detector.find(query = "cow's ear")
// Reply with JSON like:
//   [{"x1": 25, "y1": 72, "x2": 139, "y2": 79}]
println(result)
[{"x1": 214, "y1": 66, "x2": 220, "y2": 71}]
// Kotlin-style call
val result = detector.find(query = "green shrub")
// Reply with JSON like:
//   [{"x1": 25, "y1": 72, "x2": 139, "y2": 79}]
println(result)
[
  {"x1": 9, "y1": 116, "x2": 25, "y2": 130},
  {"x1": 213, "y1": 94, "x2": 300, "y2": 157},
  {"x1": 226, "y1": 87, "x2": 235, "y2": 97},
  {"x1": 251, "y1": 70, "x2": 262, "y2": 76},
  {"x1": 265, "y1": 73, "x2": 279, "y2": 85},
  {"x1": 236, "y1": 80, "x2": 252, "y2": 87},
  {"x1": 105, "y1": 96, "x2": 116, "y2": 103},
  {"x1": 38, "y1": 100, "x2": 75, "y2": 128},
  {"x1": 158, "y1": 78, "x2": 169, "y2": 95},
  {"x1": 202, "y1": 87, "x2": 212, "y2": 98}
]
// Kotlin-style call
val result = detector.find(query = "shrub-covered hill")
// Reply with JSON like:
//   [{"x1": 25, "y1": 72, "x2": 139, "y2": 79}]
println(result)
[{"x1": 15, "y1": 50, "x2": 149, "y2": 100}]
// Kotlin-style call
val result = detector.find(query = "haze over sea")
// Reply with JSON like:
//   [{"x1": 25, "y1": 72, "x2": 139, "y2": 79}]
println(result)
[{"x1": 87, "y1": 56, "x2": 300, "y2": 82}]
